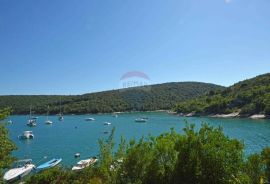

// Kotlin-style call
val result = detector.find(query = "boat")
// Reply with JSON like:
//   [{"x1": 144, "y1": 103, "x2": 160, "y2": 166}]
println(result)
[
  {"x1": 85, "y1": 117, "x2": 95, "y2": 121},
  {"x1": 27, "y1": 119, "x2": 37, "y2": 127},
  {"x1": 27, "y1": 106, "x2": 37, "y2": 127},
  {"x1": 45, "y1": 120, "x2": 53, "y2": 124},
  {"x1": 8, "y1": 120, "x2": 13, "y2": 124},
  {"x1": 18, "y1": 131, "x2": 34, "y2": 139},
  {"x1": 36, "y1": 158, "x2": 62, "y2": 171},
  {"x1": 3, "y1": 159, "x2": 35, "y2": 182},
  {"x1": 112, "y1": 113, "x2": 118, "y2": 118},
  {"x1": 103, "y1": 122, "x2": 111, "y2": 125},
  {"x1": 74, "y1": 153, "x2": 81, "y2": 158},
  {"x1": 45, "y1": 106, "x2": 53, "y2": 125},
  {"x1": 72, "y1": 157, "x2": 98, "y2": 171},
  {"x1": 58, "y1": 98, "x2": 64, "y2": 121},
  {"x1": 135, "y1": 118, "x2": 147, "y2": 123}
]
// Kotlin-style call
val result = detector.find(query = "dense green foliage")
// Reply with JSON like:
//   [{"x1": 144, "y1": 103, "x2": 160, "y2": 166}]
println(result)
[
  {"x1": 0, "y1": 108, "x2": 16, "y2": 178},
  {"x1": 25, "y1": 124, "x2": 270, "y2": 184},
  {"x1": 0, "y1": 82, "x2": 223, "y2": 114},
  {"x1": 174, "y1": 73, "x2": 270, "y2": 116}
]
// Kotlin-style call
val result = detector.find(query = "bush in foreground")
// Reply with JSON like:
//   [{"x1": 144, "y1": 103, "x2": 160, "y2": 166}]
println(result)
[{"x1": 23, "y1": 124, "x2": 270, "y2": 184}]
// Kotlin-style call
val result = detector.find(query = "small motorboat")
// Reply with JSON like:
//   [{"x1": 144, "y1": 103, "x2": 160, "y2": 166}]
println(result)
[
  {"x1": 45, "y1": 120, "x2": 53, "y2": 125},
  {"x1": 72, "y1": 157, "x2": 98, "y2": 171},
  {"x1": 3, "y1": 159, "x2": 35, "y2": 182},
  {"x1": 135, "y1": 118, "x2": 147, "y2": 123},
  {"x1": 36, "y1": 158, "x2": 62, "y2": 171},
  {"x1": 103, "y1": 122, "x2": 111, "y2": 126},
  {"x1": 85, "y1": 117, "x2": 95, "y2": 121},
  {"x1": 58, "y1": 115, "x2": 64, "y2": 121},
  {"x1": 74, "y1": 153, "x2": 81, "y2": 158},
  {"x1": 8, "y1": 120, "x2": 13, "y2": 124},
  {"x1": 18, "y1": 131, "x2": 34, "y2": 139}
]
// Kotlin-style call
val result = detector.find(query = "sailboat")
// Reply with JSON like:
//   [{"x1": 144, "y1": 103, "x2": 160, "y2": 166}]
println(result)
[
  {"x1": 85, "y1": 101, "x2": 95, "y2": 121},
  {"x1": 27, "y1": 106, "x2": 37, "y2": 127},
  {"x1": 45, "y1": 106, "x2": 53, "y2": 124},
  {"x1": 58, "y1": 98, "x2": 64, "y2": 121}
]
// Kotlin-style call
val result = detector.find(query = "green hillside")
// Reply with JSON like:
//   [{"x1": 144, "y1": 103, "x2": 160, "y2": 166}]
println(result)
[
  {"x1": 0, "y1": 82, "x2": 223, "y2": 114},
  {"x1": 174, "y1": 73, "x2": 270, "y2": 116}
]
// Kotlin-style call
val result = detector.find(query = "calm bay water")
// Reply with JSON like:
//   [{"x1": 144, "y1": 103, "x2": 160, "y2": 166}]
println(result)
[{"x1": 5, "y1": 112, "x2": 270, "y2": 167}]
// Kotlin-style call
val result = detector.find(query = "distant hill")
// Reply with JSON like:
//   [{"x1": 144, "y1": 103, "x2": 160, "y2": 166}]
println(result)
[
  {"x1": 0, "y1": 82, "x2": 224, "y2": 114},
  {"x1": 174, "y1": 73, "x2": 270, "y2": 116}
]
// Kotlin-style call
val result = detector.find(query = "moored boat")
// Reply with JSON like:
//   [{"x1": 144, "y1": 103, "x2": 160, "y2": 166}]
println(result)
[
  {"x1": 18, "y1": 131, "x2": 34, "y2": 139},
  {"x1": 72, "y1": 157, "x2": 98, "y2": 171},
  {"x1": 103, "y1": 122, "x2": 111, "y2": 125},
  {"x1": 135, "y1": 118, "x2": 147, "y2": 123},
  {"x1": 45, "y1": 106, "x2": 53, "y2": 125},
  {"x1": 27, "y1": 106, "x2": 37, "y2": 127},
  {"x1": 58, "y1": 98, "x2": 64, "y2": 121},
  {"x1": 85, "y1": 117, "x2": 95, "y2": 121},
  {"x1": 36, "y1": 158, "x2": 62, "y2": 171},
  {"x1": 3, "y1": 159, "x2": 35, "y2": 182}
]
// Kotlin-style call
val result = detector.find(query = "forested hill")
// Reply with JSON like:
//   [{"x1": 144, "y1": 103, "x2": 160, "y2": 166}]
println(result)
[
  {"x1": 0, "y1": 82, "x2": 223, "y2": 114},
  {"x1": 174, "y1": 73, "x2": 270, "y2": 116}
]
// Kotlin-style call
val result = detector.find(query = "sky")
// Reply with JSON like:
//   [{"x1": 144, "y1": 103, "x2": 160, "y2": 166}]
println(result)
[{"x1": 0, "y1": 0, "x2": 270, "y2": 95}]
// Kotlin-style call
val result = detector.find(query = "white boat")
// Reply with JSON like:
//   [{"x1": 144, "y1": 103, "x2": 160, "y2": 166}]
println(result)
[
  {"x1": 45, "y1": 120, "x2": 53, "y2": 124},
  {"x1": 27, "y1": 119, "x2": 37, "y2": 127},
  {"x1": 45, "y1": 106, "x2": 53, "y2": 124},
  {"x1": 104, "y1": 122, "x2": 111, "y2": 125},
  {"x1": 18, "y1": 131, "x2": 34, "y2": 139},
  {"x1": 85, "y1": 117, "x2": 95, "y2": 121},
  {"x1": 135, "y1": 118, "x2": 147, "y2": 123},
  {"x1": 8, "y1": 120, "x2": 13, "y2": 124},
  {"x1": 27, "y1": 106, "x2": 37, "y2": 127},
  {"x1": 72, "y1": 157, "x2": 98, "y2": 171},
  {"x1": 58, "y1": 98, "x2": 64, "y2": 121},
  {"x1": 3, "y1": 159, "x2": 35, "y2": 182},
  {"x1": 112, "y1": 113, "x2": 118, "y2": 118}
]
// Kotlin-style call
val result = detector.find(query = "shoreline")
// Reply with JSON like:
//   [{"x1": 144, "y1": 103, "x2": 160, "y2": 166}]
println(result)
[{"x1": 177, "y1": 112, "x2": 269, "y2": 120}]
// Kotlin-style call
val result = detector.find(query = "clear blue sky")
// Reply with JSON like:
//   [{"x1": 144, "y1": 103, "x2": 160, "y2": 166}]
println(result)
[{"x1": 0, "y1": 0, "x2": 270, "y2": 95}]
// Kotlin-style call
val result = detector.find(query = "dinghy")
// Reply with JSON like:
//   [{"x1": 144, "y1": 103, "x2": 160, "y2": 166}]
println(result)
[
  {"x1": 103, "y1": 122, "x2": 111, "y2": 125},
  {"x1": 36, "y1": 158, "x2": 62, "y2": 171},
  {"x1": 72, "y1": 157, "x2": 98, "y2": 171},
  {"x1": 85, "y1": 117, "x2": 95, "y2": 121},
  {"x1": 135, "y1": 118, "x2": 147, "y2": 123},
  {"x1": 3, "y1": 159, "x2": 35, "y2": 182}
]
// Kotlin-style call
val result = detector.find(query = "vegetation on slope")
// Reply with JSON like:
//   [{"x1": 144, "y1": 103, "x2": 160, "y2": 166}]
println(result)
[
  {"x1": 174, "y1": 73, "x2": 270, "y2": 116},
  {"x1": 0, "y1": 82, "x2": 223, "y2": 114},
  {"x1": 0, "y1": 108, "x2": 16, "y2": 178}
]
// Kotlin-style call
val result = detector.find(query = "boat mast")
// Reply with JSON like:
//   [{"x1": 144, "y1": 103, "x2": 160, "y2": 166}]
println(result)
[
  {"x1": 29, "y1": 105, "x2": 32, "y2": 119},
  {"x1": 47, "y1": 106, "x2": 49, "y2": 121}
]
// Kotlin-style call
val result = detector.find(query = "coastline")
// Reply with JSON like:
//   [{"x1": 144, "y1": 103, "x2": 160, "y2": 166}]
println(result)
[{"x1": 177, "y1": 112, "x2": 269, "y2": 120}]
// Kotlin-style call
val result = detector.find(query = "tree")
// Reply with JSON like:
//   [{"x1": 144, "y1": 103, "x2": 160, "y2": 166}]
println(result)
[{"x1": 0, "y1": 108, "x2": 16, "y2": 178}]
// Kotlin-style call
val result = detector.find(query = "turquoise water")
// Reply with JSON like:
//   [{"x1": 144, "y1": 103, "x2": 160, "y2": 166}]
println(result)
[{"x1": 5, "y1": 112, "x2": 270, "y2": 167}]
